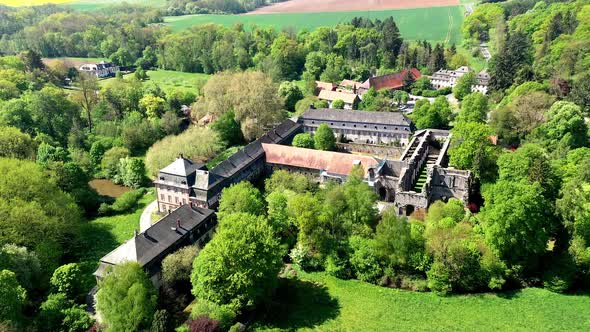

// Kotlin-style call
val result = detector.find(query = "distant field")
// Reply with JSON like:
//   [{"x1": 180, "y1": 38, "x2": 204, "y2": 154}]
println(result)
[
  {"x1": 252, "y1": 271, "x2": 590, "y2": 331},
  {"x1": 0, "y1": 0, "x2": 162, "y2": 9},
  {"x1": 100, "y1": 69, "x2": 210, "y2": 93},
  {"x1": 165, "y1": 6, "x2": 464, "y2": 43},
  {"x1": 250, "y1": 0, "x2": 460, "y2": 14}
]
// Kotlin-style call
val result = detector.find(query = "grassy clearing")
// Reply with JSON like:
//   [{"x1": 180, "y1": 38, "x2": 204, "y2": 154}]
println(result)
[
  {"x1": 252, "y1": 271, "x2": 590, "y2": 331},
  {"x1": 99, "y1": 69, "x2": 210, "y2": 93},
  {"x1": 164, "y1": 6, "x2": 464, "y2": 43},
  {"x1": 77, "y1": 190, "x2": 155, "y2": 288}
]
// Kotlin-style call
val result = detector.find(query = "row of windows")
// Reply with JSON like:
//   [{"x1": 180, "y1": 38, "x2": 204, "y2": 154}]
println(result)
[
  {"x1": 308, "y1": 121, "x2": 410, "y2": 131},
  {"x1": 160, "y1": 194, "x2": 187, "y2": 205}
]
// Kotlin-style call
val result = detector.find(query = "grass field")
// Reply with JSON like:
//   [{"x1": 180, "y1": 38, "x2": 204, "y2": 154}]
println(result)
[
  {"x1": 100, "y1": 69, "x2": 210, "y2": 93},
  {"x1": 252, "y1": 271, "x2": 590, "y2": 331},
  {"x1": 164, "y1": 5, "x2": 464, "y2": 43},
  {"x1": 78, "y1": 190, "x2": 155, "y2": 289},
  {"x1": 0, "y1": 0, "x2": 163, "y2": 9}
]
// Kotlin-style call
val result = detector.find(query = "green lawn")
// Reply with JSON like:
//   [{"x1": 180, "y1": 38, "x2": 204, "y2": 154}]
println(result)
[
  {"x1": 252, "y1": 272, "x2": 590, "y2": 331},
  {"x1": 77, "y1": 190, "x2": 155, "y2": 289},
  {"x1": 164, "y1": 5, "x2": 464, "y2": 43},
  {"x1": 100, "y1": 69, "x2": 210, "y2": 93}
]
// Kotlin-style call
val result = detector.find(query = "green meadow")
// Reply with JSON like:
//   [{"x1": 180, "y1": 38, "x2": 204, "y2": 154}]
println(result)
[
  {"x1": 251, "y1": 271, "x2": 590, "y2": 331},
  {"x1": 164, "y1": 5, "x2": 464, "y2": 43},
  {"x1": 99, "y1": 69, "x2": 210, "y2": 93}
]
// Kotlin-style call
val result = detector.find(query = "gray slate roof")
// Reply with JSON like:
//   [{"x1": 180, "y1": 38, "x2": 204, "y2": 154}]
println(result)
[
  {"x1": 160, "y1": 157, "x2": 203, "y2": 176},
  {"x1": 299, "y1": 108, "x2": 412, "y2": 126},
  {"x1": 97, "y1": 204, "x2": 214, "y2": 269}
]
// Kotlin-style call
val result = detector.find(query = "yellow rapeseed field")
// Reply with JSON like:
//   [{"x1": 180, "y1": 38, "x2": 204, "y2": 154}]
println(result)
[{"x1": 0, "y1": 0, "x2": 77, "y2": 6}]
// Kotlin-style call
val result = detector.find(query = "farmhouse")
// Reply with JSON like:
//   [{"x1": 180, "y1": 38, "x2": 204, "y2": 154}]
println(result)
[
  {"x1": 79, "y1": 61, "x2": 119, "y2": 78},
  {"x1": 359, "y1": 68, "x2": 422, "y2": 93},
  {"x1": 317, "y1": 90, "x2": 360, "y2": 109},
  {"x1": 93, "y1": 204, "x2": 216, "y2": 286},
  {"x1": 315, "y1": 81, "x2": 337, "y2": 91},
  {"x1": 297, "y1": 107, "x2": 414, "y2": 145},
  {"x1": 155, "y1": 109, "x2": 471, "y2": 216},
  {"x1": 431, "y1": 66, "x2": 490, "y2": 94}
]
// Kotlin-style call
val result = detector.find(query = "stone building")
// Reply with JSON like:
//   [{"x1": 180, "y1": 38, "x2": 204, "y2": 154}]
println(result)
[
  {"x1": 94, "y1": 204, "x2": 216, "y2": 286},
  {"x1": 431, "y1": 66, "x2": 490, "y2": 94},
  {"x1": 156, "y1": 112, "x2": 471, "y2": 216},
  {"x1": 297, "y1": 108, "x2": 414, "y2": 145},
  {"x1": 154, "y1": 119, "x2": 302, "y2": 210}
]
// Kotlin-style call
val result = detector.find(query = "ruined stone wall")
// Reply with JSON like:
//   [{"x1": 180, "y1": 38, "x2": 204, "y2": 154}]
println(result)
[
  {"x1": 430, "y1": 167, "x2": 471, "y2": 204},
  {"x1": 336, "y1": 143, "x2": 404, "y2": 159}
]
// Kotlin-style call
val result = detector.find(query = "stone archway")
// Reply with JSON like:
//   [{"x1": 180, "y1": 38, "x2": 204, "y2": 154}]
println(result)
[{"x1": 405, "y1": 205, "x2": 415, "y2": 216}]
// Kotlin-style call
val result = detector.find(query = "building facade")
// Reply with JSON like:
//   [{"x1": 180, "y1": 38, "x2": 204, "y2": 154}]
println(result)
[
  {"x1": 297, "y1": 108, "x2": 414, "y2": 145},
  {"x1": 79, "y1": 61, "x2": 119, "y2": 78},
  {"x1": 430, "y1": 66, "x2": 489, "y2": 94},
  {"x1": 317, "y1": 90, "x2": 360, "y2": 110}
]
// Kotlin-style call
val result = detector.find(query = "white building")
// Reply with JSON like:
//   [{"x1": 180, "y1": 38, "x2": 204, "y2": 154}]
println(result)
[
  {"x1": 79, "y1": 61, "x2": 119, "y2": 78},
  {"x1": 430, "y1": 66, "x2": 489, "y2": 94},
  {"x1": 318, "y1": 90, "x2": 360, "y2": 109}
]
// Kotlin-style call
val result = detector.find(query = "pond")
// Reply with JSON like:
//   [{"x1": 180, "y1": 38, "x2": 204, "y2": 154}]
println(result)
[{"x1": 89, "y1": 179, "x2": 131, "y2": 198}]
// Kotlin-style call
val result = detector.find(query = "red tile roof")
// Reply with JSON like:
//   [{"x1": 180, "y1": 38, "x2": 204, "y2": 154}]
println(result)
[
  {"x1": 315, "y1": 81, "x2": 337, "y2": 91},
  {"x1": 364, "y1": 68, "x2": 422, "y2": 91},
  {"x1": 262, "y1": 143, "x2": 379, "y2": 176}
]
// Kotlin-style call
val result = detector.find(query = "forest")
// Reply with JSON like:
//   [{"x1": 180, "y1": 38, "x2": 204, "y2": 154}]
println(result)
[
  {"x1": 0, "y1": 0, "x2": 590, "y2": 331},
  {"x1": 165, "y1": 0, "x2": 288, "y2": 15}
]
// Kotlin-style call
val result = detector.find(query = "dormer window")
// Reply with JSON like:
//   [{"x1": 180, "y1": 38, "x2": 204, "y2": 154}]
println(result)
[
  {"x1": 160, "y1": 177, "x2": 165, "y2": 181},
  {"x1": 181, "y1": 181, "x2": 187, "y2": 185}
]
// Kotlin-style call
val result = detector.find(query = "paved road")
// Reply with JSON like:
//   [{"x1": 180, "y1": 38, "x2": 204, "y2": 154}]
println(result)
[
  {"x1": 480, "y1": 43, "x2": 492, "y2": 61},
  {"x1": 140, "y1": 200, "x2": 158, "y2": 232}
]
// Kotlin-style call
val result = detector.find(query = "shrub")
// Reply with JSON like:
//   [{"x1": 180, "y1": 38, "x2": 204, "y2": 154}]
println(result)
[
  {"x1": 162, "y1": 245, "x2": 199, "y2": 287},
  {"x1": 61, "y1": 305, "x2": 94, "y2": 332},
  {"x1": 292, "y1": 133, "x2": 315, "y2": 149},
  {"x1": 332, "y1": 99, "x2": 345, "y2": 109},
  {"x1": 109, "y1": 188, "x2": 146, "y2": 214},
  {"x1": 349, "y1": 236, "x2": 383, "y2": 284},
  {"x1": 190, "y1": 301, "x2": 236, "y2": 331},
  {"x1": 150, "y1": 309, "x2": 171, "y2": 332},
  {"x1": 188, "y1": 316, "x2": 220, "y2": 332}
]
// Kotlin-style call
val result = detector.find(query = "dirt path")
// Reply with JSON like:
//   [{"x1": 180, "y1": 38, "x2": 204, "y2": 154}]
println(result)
[{"x1": 248, "y1": 0, "x2": 460, "y2": 14}]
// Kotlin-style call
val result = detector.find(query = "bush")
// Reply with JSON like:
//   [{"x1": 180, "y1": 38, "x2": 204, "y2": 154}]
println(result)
[
  {"x1": 61, "y1": 305, "x2": 94, "y2": 332},
  {"x1": 50, "y1": 263, "x2": 83, "y2": 301},
  {"x1": 188, "y1": 316, "x2": 220, "y2": 332},
  {"x1": 542, "y1": 254, "x2": 576, "y2": 293},
  {"x1": 292, "y1": 133, "x2": 314, "y2": 149},
  {"x1": 112, "y1": 188, "x2": 146, "y2": 213},
  {"x1": 190, "y1": 301, "x2": 236, "y2": 331},
  {"x1": 349, "y1": 236, "x2": 383, "y2": 284},
  {"x1": 162, "y1": 245, "x2": 199, "y2": 287},
  {"x1": 150, "y1": 309, "x2": 171, "y2": 332}
]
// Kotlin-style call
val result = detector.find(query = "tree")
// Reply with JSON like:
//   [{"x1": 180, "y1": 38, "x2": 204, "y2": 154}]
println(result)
[
  {"x1": 457, "y1": 92, "x2": 488, "y2": 123},
  {"x1": 96, "y1": 262, "x2": 157, "y2": 332},
  {"x1": 191, "y1": 213, "x2": 284, "y2": 310},
  {"x1": 0, "y1": 80, "x2": 20, "y2": 101},
  {"x1": 150, "y1": 310, "x2": 171, "y2": 332},
  {"x1": 411, "y1": 96, "x2": 452, "y2": 129},
  {"x1": 533, "y1": 101, "x2": 588, "y2": 153},
  {"x1": 292, "y1": 133, "x2": 315, "y2": 149},
  {"x1": 480, "y1": 180, "x2": 551, "y2": 269},
  {"x1": 0, "y1": 245, "x2": 41, "y2": 292},
  {"x1": 569, "y1": 74, "x2": 590, "y2": 115},
  {"x1": 72, "y1": 73, "x2": 99, "y2": 132},
  {"x1": 162, "y1": 245, "x2": 199, "y2": 287},
  {"x1": 211, "y1": 110, "x2": 243, "y2": 147},
  {"x1": 449, "y1": 122, "x2": 498, "y2": 182},
  {"x1": 139, "y1": 94, "x2": 167, "y2": 120},
  {"x1": 160, "y1": 111, "x2": 183, "y2": 135},
  {"x1": 38, "y1": 293, "x2": 73, "y2": 331},
  {"x1": 115, "y1": 157, "x2": 146, "y2": 188},
  {"x1": 101, "y1": 147, "x2": 130, "y2": 179},
  {"x1": 36, "y1": 143, "x2": 69, "y2": 166},
  {"x1": 332, "y1": 99, "x2": 345, "y2": 109},
  {"x1": 0, "y1": 126, "x2": 36, "y2": 159},
  {"x1": 24, "y1": 86, "x2": 80, "y2": 146},
  {"x1": 0, "y1": 159, "x2": 82, "y2": 270},
  {"x1": 50, "y1": 263, "x2": 83, "y2": 301},
  {"x1": 0, "y1": 270, "x2": 26, "y2": 324},
  {"x1": 193, "y1": 72, "x2": 286, "y2": 141},
  {"x1": 392, "y1": 90, "x2": 409, "y2": 106},
  {"x1": 61, "y1": 305, "x2": 94, "y2": 332},
  {"x1": 278, "y1": 81, "x2": 304, "y2": 113},
  {"x1": 497, "y1": 144, "x2": 560, "y2": 200},
  {"x1": 453, "y1": 72, "x2": 476, "y2": 101},
  {"x1": 314, "y1": 124, "x2": 336, "y2": 151},
  {"x1": 269, "y1": 33, "x2": 305, "y2": 81},
  {"x1": 145, "y1": 127, "x2": 222, "y2": 177},
  {"x1": 488, "y1": 31, "x2": 532, "y2": 93},
  {"x1": 402, "y1": 70, "x2": 416, "y2": 91},
  {"x1": 374, "y1": 210, "x2": 414, "y2": 269},
  {"x1": 19, "y1": 50, "x2": 44, "y2": 72},
  {"x1": 217, "y1": 182, "x2": 265, "y2": 222},
  {"x1": 264, "y1": 169, "x2": 316, "y2": 194}
]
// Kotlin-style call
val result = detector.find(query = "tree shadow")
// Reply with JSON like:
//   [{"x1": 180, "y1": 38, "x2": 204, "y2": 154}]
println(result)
[
  {"x1": 250, "y1": 277, "x2": 340, "y2": 330},
  {"x1": 76, "y1": 221, "x2": 119, "y2": 292}
]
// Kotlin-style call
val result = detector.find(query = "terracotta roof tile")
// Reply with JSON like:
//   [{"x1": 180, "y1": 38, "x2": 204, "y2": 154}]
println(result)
[
  {"x1": 366, "y1": 68, "x2": 422, "y2": 91},
  {"x1": 262, "y1": 143, "x2": 379, "y2": 176}
]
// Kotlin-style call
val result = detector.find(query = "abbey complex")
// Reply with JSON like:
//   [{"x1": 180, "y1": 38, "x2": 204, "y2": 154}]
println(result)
[{"x1": 154, "y1": 108, "x2": 471, "y2": 216}]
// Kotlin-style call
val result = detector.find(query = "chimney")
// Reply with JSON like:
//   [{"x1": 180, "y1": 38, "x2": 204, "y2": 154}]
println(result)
[
  {"x1": 168, "y1": 209, "x2": 171, "y2": 215},
  {"x1": 134, "y1": 229, "x2": 138, "y2": 237},
  {"x1": 353, "y1": 84, "x2": 357, "y2": 94},
  {"x1": 177, "y1": 219, "x2": 181, "y2": 229},
  {"x1": 179, "y1": 153, "x2": 184, "y2": 159},
  {"x1": 189, "y1": 201, "x2": 193, "y2": 209}
]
